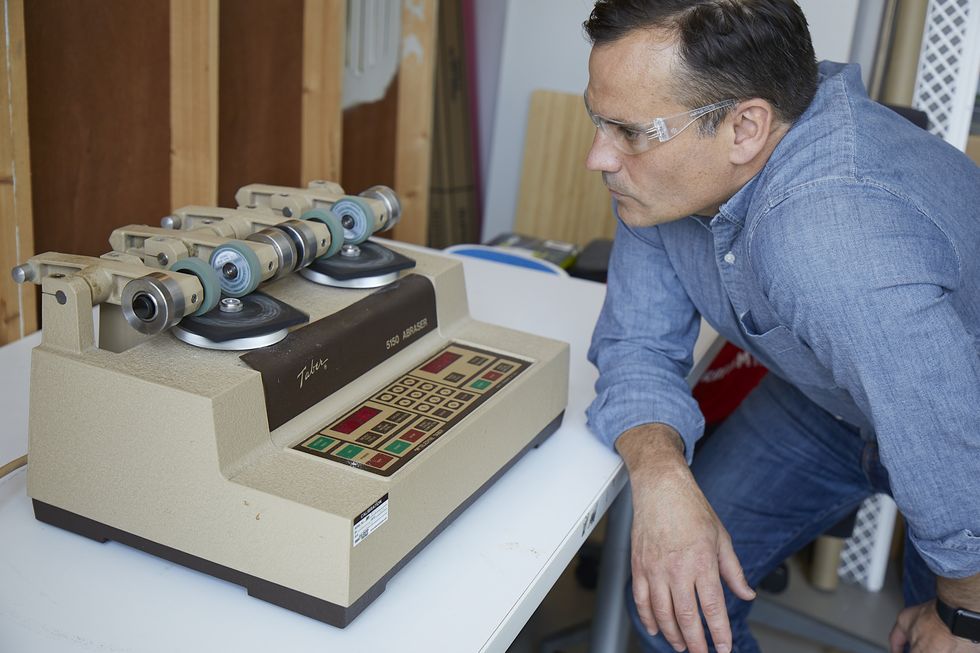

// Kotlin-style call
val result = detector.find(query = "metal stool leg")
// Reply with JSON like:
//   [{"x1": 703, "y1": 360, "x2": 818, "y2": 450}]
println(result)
[{"x1": 588, "y1": 487, "x2": 632, "y2": 652}]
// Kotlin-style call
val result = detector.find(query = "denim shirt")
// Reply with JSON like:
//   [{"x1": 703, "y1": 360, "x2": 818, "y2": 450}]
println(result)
[{"x1": 586, "y1": 62, "x2": 980, "y2": 578}]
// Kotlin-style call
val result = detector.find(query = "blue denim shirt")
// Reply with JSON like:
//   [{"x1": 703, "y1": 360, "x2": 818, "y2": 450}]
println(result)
[{"x1": 586, "y1": 62, "x2": 980, "y2": 578}]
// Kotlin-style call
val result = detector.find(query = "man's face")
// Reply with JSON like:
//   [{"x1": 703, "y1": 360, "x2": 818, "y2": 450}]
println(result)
[{"x1": 585, "y1": 29, "x2": 737, "y2": 227}]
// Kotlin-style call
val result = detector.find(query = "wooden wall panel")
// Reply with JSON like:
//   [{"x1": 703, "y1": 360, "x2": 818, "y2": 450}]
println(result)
[
  {"x1": 342, "y1": 80, "x2": 399, "y2": 196},
  {"x1": 390, "y1": 0, "x2": 438, "y2": 245},
  {"x1": 427, "y1": 0, "x2": 478, "y2": 248},
  {"x1": 171, "y1": 0, "x2": 219, "y2": 208},
  {"x1": 0, "y1": 0, "x2": 36, "y2": 344},
  {"x1": 218, "y1": 0, "x2": 304, "y2": 208},
  {"x1": 342, "y1": 0, "x2": 439, "y2": 247},
  {"x1": 24, "y1": 0, "x2": 171, "y2": 259},
  {"x1": 301, "y1": 0, "x2": 345, "y2": 184}
]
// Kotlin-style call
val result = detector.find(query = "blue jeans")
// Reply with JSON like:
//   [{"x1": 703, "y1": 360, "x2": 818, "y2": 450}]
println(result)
[{"x1": 629, "y1": 374, "x2": 936, "y2": 652}]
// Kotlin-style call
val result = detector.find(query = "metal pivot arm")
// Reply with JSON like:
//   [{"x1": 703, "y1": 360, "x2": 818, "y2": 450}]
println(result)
[
  {"x1": 236, "y1": 181, "x2": 402, "y2": 245},
  {"x1": 164, "y1": 205, "x2": 344, "y2": 262},
  {"x1": 11, "y1": 251, "x2": 207, "y2": 336}
]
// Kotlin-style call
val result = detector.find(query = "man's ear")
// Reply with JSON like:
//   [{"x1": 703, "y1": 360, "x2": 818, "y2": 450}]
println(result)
[{"x1": 728, "y1": 100, "x2": 777, "y2": 165}]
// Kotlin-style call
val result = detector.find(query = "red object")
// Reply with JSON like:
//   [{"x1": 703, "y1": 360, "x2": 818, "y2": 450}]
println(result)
[
  {"x1": 331, "y1": 406, "x2": 382, "y2": 434},
  {"x1": 692, "y1": 343, "x2": 768, "y2": 424},
  {"x1": 422, "y1": 352, "x2": 461, "y2": 374}
]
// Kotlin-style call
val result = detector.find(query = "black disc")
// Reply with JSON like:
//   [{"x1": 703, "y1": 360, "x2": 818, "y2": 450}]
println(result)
[
  {"x1": 304, "y1": 241, "x2": 415, "y2": 283},
  {"x1": 175, "y1": 293, "x2": 308, "y2": 344}
]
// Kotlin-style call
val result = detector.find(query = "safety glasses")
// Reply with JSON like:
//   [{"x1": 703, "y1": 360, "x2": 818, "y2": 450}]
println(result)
[{"x1": 584, "y1": 92, "x2": 737, "y2": 155}]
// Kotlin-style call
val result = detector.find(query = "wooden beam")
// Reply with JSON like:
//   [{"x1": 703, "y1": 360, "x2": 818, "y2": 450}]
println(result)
[
  {"x1": 0, "y1": 0, "x2": 37, "y2": 344},
  {"x1": 170, "y1": 0, "x2": 219, "y2": 208},
  {"x1": 390, "y1": 0, "x2": 438, "y2": 245},
  {"x1": 301, "y1": 0, "x2": 344, "y2": 184}
]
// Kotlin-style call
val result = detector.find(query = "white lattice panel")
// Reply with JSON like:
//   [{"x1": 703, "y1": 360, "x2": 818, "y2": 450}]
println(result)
[
  {"x1": 913, "y1": 0, "x2": 980, "y2": 149},
  {"x1": 838, "y1": 494, "x2": 897, "y2": 592}
]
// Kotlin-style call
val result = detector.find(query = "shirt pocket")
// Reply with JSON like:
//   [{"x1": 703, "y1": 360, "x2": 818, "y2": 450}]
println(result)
[{"x1": 738, "y1": 311, "x2": 838, "y2": 389}]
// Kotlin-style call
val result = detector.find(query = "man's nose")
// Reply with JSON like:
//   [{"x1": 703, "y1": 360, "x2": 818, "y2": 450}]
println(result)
[{"x1": 585, "y1": 129, "x2": 621, "y2": 173}]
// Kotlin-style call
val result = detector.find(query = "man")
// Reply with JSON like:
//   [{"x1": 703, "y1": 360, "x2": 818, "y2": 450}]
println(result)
[{"x1": 582, "y1": 1, "x2": 980, "y2": 652}]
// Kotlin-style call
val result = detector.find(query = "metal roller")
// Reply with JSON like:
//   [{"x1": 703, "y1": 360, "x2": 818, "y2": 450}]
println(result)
[
  {"x1": 120, "y1": 272, "x2": 188, "y2": 335},
  {"x1": 247, "y1": 228, "x2": 299, "y2": 278},
  {"x1": 210, "y1": 241, "x2": 263, "y2": 297},
  {"x1": 274, "y1": 219, "x2": 321, "y2": 270},
  {"x1": 360, "y1": 185, "x2": 402, "y2": 232}
]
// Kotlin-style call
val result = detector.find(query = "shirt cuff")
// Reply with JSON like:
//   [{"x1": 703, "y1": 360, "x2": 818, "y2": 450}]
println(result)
[
  {"x1": 586, "y1": 389, "x2": 705, "y2": 464},
  {"x1": 910, "y1": 528, "x2": 980, "y2": 579}
]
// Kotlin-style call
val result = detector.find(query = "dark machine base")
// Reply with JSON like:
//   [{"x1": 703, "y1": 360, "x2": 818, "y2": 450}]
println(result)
[{"x1": 31, "y1": 410, "x2": 564, "y2": 628}]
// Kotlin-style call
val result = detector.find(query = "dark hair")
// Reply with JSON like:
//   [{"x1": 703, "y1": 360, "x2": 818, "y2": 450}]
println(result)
[{"x1": 584, "y1": 0, "x2": 818, "y2": 130}]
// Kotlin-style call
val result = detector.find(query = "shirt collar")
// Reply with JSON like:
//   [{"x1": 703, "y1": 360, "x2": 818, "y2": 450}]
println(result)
[{"x1": 713, "y1": 61, "x2": 861, "y2": 228}]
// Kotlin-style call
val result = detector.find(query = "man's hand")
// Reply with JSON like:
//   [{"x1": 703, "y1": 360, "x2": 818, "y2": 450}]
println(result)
[
  {"x1": 889, "y1": 602, "x2": 980, "y2": 652},
  {"x1": 891, "y1": 573, "x2": 980, "y2": 653},
  {"x1": 617, "y1": 424, "x2": 756, "y2": 653}
]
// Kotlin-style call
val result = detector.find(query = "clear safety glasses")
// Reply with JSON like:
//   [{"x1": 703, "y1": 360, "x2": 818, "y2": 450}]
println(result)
[{"x1": 584, "y1": 92, "x2": 737, "y2": 155}]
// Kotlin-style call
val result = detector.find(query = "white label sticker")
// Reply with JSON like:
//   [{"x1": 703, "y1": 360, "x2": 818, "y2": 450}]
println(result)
[{"x1": 353, "y1": 494, "x2": 389, "y2": 547}]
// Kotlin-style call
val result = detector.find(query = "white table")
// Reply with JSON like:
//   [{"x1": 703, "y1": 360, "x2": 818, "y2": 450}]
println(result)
[{"x1": 0, "y1": 251, "x2": 718, "y2": 653}]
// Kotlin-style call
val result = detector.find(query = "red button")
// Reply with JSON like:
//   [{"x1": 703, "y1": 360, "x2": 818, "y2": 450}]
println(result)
[
  {"x1": 483, "y1": 371, "x2": 502, "y2": 381},
  {"x1": 367, "y1": 453, "x2": 393, "y2": 468},
  {"x1": 402, "y1": 429, "x2": 425, "y2": 442}
]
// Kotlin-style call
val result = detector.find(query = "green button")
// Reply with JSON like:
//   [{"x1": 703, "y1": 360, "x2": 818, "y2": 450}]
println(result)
[
  {"x1": 337, "y1": 444, "x2": 364, "y2": 459},
  {"x1": 307, "y1": 436, "x2": 335, "y2": 451},
  {"x1": 470, "y1": 379, "x2": 491, "y2": 390},
  {"x1": 385, "y1": 440, "x2": 411, "y2": 454}
]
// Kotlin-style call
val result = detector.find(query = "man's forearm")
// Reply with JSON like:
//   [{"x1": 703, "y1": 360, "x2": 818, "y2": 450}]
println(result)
[
  {"x1": 938, "y1": 573, "x2": 980, "y2": 612},
  {"x1": 615, "y1": 422, "x2": 687, "y2": 477}
]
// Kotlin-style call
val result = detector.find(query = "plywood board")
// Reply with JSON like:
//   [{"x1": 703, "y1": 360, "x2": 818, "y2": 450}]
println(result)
[
  {"x1": 514, "y1": 90, "x2": 614, "y2": 246},
  {"x1": 0, "y1": 0, "x2": 37, "y2": 343}
]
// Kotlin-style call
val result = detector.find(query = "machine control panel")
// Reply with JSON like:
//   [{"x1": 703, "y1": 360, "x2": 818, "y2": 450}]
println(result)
[{"x1": 294, "y1": 343, "x2": 530, "y2": 476}]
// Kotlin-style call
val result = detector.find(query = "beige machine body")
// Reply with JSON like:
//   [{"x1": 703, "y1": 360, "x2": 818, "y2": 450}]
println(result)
[{"x1": 25, "y1": 244, "x2": 569, "y2": 626}]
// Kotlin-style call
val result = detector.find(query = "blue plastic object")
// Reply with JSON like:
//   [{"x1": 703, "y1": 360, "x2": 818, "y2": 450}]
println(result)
[{"x1": 443, "y1": 245, "x2": 566, "y2": 275}]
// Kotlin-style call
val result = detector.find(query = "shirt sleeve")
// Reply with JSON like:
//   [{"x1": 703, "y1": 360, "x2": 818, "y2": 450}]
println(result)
[
  {"x1": 753, "y1": 182, "x2": 980, "y2": 579},
  {"x1": 586, "y1": 216, "x2": 705, "y2": 462}
]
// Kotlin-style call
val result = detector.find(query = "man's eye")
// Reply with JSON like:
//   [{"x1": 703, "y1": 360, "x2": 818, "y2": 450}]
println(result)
[{"x1": 616, "y1": 125, "x2": 643, "y2": 142}]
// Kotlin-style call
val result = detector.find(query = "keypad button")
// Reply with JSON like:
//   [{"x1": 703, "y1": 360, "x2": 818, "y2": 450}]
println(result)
[
  {"x1": 357, "y1": 432, "x2": 382, "y2": 445},
  {"x1": 385, "y1": 440, "x2": 411, "y2": 454},
  {"x1": 307, "y1": 436, "x2": 335, "y2": 451},
  {"x1": 401, "y1": 429, "x2": 425, "y2": 442},
  {"x1": 367, "y1": 453, "x2": 393, "y2": 468}
]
